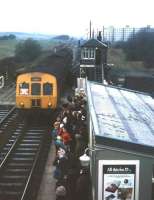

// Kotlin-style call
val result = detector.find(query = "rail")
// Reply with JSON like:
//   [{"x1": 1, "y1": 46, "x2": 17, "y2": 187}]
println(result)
[
  {"x1": 21, "y1": 135, "x2": 46, "y2": 200},
  {"x1": 0, "y1": 112, "x2": 51, "y2": 200},
  {"x1": 0, "y1": 135, "x2": 20, "y2": 169},
  {"x1": 0, "y1": 106, "x2": 15, "y2": 125}
]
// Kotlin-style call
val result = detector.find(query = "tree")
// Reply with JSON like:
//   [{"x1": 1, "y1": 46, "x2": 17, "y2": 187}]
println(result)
[
  {"x1": 9, "y1": 34, "x2": 16, "y2": 39},
  {"x1": 15, "y1": 38, "x2": 42, "y2": 62},
  {"x1": 0, "y1": 34, "x2": 16, "y2": 40},
  {"x1": 124, "y1": 28, "x2": 154, "y2": 68}
]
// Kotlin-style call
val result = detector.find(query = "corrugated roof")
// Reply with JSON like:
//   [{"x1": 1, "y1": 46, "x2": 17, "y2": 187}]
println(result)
[
  {"x1": 81, "y1": 39, "x2": 107, "y2": 48},
  {"x1": 87, "y1": 81, "x2": 154, "y2": 149}
]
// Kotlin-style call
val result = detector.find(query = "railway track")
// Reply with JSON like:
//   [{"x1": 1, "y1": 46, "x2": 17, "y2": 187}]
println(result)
[
  {"x1": 0, "y1": 105, "x2": 15, "y2": 123},
  {"x1": 0, "y1": 110, "x2": 52, "y2": 200},
  {"x1": 0, "y1": 106, "x2": 18, "y2": 162},
  {"x1": 0, "y1": 84, "x2": 15, "y2": 105}
]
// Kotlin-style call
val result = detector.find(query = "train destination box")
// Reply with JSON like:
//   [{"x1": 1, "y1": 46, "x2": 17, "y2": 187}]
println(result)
[{"x1": 86, "y1": 81, "x2": 154, "y2": 200}]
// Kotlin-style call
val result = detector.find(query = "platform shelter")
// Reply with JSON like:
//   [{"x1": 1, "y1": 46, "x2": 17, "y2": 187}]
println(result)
[{"x1": 86, "y1": 81, "x2": 154, "y2": 200}]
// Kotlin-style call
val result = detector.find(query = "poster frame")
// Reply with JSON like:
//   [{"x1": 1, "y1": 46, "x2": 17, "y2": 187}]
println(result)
[{"x1": 98, "y1": 160, "x2": 140, "y2": 200}]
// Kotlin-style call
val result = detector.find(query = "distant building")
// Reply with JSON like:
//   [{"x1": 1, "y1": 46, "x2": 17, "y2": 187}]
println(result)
[{"x1": 80, "y1": 38, "x2": 108, "y2": 83}]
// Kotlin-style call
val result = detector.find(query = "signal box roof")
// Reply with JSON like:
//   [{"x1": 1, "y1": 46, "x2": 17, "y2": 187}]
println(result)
[
  {"x1": 87, "y1": 81, "x2": 154, "y2": 155},
  {"x1": 81, "y1": 38, "x2": 107, "y2": 48}
]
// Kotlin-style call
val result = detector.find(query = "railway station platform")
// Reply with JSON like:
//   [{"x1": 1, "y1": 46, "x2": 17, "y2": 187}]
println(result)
[
  {"x1": 36, "y1": 88, "x2": 76, "y2": 200},
  {"x1": 37, "y1": 143, "x2": 56, "y2": 200}
]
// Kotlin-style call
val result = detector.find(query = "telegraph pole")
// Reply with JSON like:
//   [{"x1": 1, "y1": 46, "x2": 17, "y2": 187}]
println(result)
[{"x1": 90, "y1": 20, "x2": 92, "y2": 39}]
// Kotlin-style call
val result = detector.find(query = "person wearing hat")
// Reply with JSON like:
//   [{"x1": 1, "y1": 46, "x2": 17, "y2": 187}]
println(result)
[
  {"x1": 57, "y1": 147, "x2": 66, "y2": 158},
  {"x1": 54, "y1": 146, "x2": 69, "y2": 180}
]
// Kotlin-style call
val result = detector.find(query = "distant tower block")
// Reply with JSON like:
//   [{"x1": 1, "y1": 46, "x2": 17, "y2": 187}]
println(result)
[{"x1": 0, "y1": 76, "x2": 4, "y2": 88}]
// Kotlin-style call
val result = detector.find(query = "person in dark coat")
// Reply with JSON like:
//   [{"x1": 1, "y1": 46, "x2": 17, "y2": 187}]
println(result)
[
  {"x1": 53, "y1": 147, "x2": 69, "y2": 181},
  {"x1": 66, "y1": 167, "x2": 79, "y2": 200},
  {"x1": 74, "y1": 134, "x2": 87, "y2": 158},
  {"x1": 75, "y1": 167, "x2": 91, "y2": 200}
]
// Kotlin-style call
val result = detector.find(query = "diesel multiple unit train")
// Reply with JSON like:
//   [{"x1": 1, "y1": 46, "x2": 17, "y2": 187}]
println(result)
[
  {"x1": 16, "y1": 47, "x2": 72, "y2": 110},
  {"x1": 16, "y1": 71, "x2": 58, "y2": 109}
]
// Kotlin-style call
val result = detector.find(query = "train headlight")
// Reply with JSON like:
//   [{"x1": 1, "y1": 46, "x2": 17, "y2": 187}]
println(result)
[
  {"x1": 20, "y1": 102, "x2": 24, "y2": 107},
  {"x1": 48, "y1": 102, "x2": 52, "y2": 107}
]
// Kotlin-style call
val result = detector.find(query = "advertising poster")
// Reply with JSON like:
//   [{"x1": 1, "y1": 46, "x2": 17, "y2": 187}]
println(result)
[{"x1": 98, "y1": 160, "x2": 139, "y2": 200}]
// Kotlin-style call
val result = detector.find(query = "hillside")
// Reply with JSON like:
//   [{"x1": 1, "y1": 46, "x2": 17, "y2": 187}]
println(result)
[
  {"x1": 0, "y1": 39, "x2": 153, "y2": 78},
  {"x1": 106, "y1": 47, "x2": 154, "y2": 88},
  {"x1": 0, "y1": 39, "x2": 18, "y2": 59},
  {"x1": 0, "y1": 39, "x2": 61, "y2": 60},
  {"x1": 0, "y1": 32, "x2": 53, "y2": 40},
  {"x1": 108, "y1": 48, "x2": 145, "y2": 71}
]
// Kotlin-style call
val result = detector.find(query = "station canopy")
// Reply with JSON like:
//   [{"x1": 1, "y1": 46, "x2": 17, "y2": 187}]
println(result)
[{"x1": 87, "y1": 81, "x2": 154, "y2": 150}]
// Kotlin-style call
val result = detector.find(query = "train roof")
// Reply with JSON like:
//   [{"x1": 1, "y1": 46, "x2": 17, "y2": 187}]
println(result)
[
  {"x1": 87, "y1": 81, "x2": 154, "y2": 155},
  {"x1": 26, "y1": 65, "x2": 64, "y2": 74},
  {"x1": 17, "y1": 64, "x2": 68, "y2": 80}
]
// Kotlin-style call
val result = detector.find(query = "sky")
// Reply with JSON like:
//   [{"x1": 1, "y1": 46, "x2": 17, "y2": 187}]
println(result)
[{"x1": 0, "y1": 0, "x2": 154, "y2": 37}]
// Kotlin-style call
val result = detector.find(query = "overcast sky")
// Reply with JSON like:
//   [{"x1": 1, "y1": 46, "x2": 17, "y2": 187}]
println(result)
[{"x1": 0, "y1": 0, "x2": 153, "y2": 37}]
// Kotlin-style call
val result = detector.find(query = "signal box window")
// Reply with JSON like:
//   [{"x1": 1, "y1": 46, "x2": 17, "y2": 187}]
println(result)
[
  {"x1": 31, "y1": 83, "x2": 41, "y2": 95},
  {"x1": 43, "y1": 83, "x2": 53, "y2": 95},
  {"x1": 19, "y1": 82, "x2": 29, "y2": 95},
  {"x1": 81, "y1": 48, "x2": 95, "y2": 59}
]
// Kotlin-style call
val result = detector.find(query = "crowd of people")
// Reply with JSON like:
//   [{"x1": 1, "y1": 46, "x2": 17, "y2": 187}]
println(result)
[{"x1": 51, "y1": 91, "x2": 91, "y2": 200}]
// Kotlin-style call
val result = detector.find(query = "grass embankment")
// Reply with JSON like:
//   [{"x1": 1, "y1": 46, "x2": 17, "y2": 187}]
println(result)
[
  {"x1": 0, "y1": 39, "x2": 60, "y2": 60},
  {"x1": 0, "y1": 39, "x2": 18, "y2": 59},
  {"x1": 0, "y1": 39, "x2": 153, "y2": 79},
  {"x1": 108, "y1": 48, "x2": 146, "y2": 76},
  {"x1": 0, "y1": 39, "x2": 61, "y2": 84}
]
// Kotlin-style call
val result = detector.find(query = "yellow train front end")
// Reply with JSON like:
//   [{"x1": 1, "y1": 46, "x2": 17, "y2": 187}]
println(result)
[{"x1": 16, "y1": 72, "x2": 58, "y2": 110}]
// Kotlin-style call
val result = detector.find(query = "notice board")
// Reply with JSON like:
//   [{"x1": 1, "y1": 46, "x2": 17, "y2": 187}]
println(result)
[{"x1": 98, "y1": 160, "x2": 140, "y2": 200}]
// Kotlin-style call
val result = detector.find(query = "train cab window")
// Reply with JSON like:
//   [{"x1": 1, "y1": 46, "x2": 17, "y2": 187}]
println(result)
[
  {"x1": 31, "y1": 83, "x2": 41, "y2": 95},
  {"x1": 19, "y1": 82, "x2": 29, "y2": 95},
  {"x1": 43, "y1": 83, "x2": 53, "y2": 95}
]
